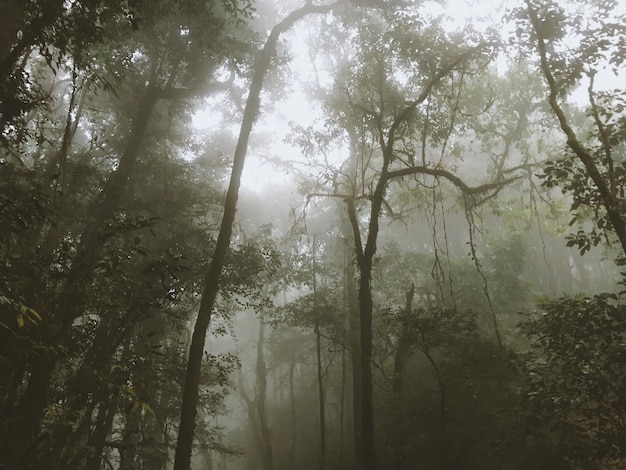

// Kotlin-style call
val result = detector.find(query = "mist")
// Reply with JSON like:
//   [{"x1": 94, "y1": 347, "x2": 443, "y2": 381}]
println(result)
[{"x1": 1, "y1": 0, "x2": 626, "y2": 469}]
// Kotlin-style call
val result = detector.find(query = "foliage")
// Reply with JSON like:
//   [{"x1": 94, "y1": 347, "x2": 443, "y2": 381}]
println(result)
[
  {"x1": 3, "y1": 0, "x2": 626, "y2": 469},
  {"x1": 511, "y1": 0, "x2": 626, "y2": 261},
  {"x1": 520, "y1": 294, "x2": 626, "y2": 468}
]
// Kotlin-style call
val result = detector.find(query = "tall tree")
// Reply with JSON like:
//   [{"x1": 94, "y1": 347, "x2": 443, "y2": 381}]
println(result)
[
  {"x1": 173, "y1": 6, "x2": 343, "y2": 467},
  {"x1": 521, "y1": 0, "x2": 626, "y2": 260},
  {"x1": 294, "y1": 7, "x2": 521, "y2": 467},
  {"x1": 0, "y1": 0, "x2": 255, "y2": 466}
]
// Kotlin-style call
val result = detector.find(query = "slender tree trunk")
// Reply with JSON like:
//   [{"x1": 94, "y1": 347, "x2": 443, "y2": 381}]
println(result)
[
  {"x1": 237, "y1": 316, "x2": 273, "y2": 470},
  {"x1": 393, "y1": 284, "x2": 415, "y2": 398},
  {"x1": 256, "y1": 315, "x2": 273, "y2": 470},
  {"x1": 392, "y1": 284, "x2": 415, "y2": 470},
  {"x1": 173, "y1": 4, "x2": 339, "y2": 469},
  {"x1": 239, "y1": 370, "x2": 262, "y2": 469},
  {"x1": 341, "y1": 206, "x2": 362, "y2": 467},
  {"x1": 312, "y1": 235, "x2": 325, "y2": 470},
  {"x1": 346, "y1": 147, "x2": 391, "y2": 470},
  {"x1": 84, "y1": 392, "x2": 119, "y2": 470},
  {"x1": 315, "y1": 321, "x2": 326, "y2": 470},
  {"x1": 118, "y1": 404, "x2": 141, "y2": 470},
  {"x1": 339, "y1": 345, "x2": 346, "y2": 466},
  {"x1": 7, "y1": 86, "x2": 159, "y2": 467},
  {"x1": 422, "y1": 349, "x2": 447, "y2": 469},
  {"x1": 342, "y1": 51, "x2": 479, "y2": 469},
  {"x1": 355, "y1": 260, "x2": 376, "y2": 470},
  {"x1": 287, "y1": 359, "x2": 297, "y2": 468}
]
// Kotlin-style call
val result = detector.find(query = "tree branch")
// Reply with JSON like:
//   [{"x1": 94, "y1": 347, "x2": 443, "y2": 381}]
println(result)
[
  {"x1": 384, "y1": 44, "x2": 489, "y2": 158},
  {"x1": 385, "y1": 165, "x2": 521, "y2": 195},
  {"x1": 157, "y1": 72, "x2": 236, "y2": 100},
  {"x1": 345, "y1": 198, "x2": 364, "y2": 263},
  {"x1": 526, "y1": 0, "x2": 626, "y2": 256}
]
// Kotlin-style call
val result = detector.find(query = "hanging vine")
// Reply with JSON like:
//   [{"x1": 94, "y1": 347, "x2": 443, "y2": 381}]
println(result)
[{"x1": 463, "y1": 195, "x2": 502, "y2": 347}]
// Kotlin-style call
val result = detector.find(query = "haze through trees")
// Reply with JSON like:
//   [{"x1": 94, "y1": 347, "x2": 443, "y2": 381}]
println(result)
[{"x1": 1, "y1": 0, "x2": 626, "y2": 469}]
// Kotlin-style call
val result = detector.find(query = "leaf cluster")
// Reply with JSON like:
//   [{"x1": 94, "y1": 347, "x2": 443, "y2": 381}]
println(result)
[{"x1": 520, "y1": 294, "x2": 626, "y2": 466}]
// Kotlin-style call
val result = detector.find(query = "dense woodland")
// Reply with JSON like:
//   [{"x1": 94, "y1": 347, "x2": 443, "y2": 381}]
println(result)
[{"x1": 1, "y1": 0, "x2": 626, "y2": 469}]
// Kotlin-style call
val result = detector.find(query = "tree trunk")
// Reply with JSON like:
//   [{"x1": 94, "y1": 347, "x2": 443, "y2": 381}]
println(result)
[
  {"x1": 393, "y1": 284, "x2": 415, "y2": 398},
  {"x1": 422, "y1": 349, "x2": 447, "y2": 469},
  {"x1": 84, "y1": 392, "x2": 119, "y2": 470},
  {"x1": 256, "y1": 316, "x2": 273, "y2": 470},
  {"x1": 356, "y1": 260, "x2": 376, "y2": 470},
  {"x1": 341, "y1": 48, "x2": 483, "y2": 470},
  {"x1": 341, "y1": 204, "x2": 362, "y2": 467},
  {"x1": 7, "y1": 86, "x2": 159, "y2": 468},
  {"x1": 315, "y1": 320, "x2": 326, "y2": 470},
  {"x1": 339, "y1": 345, "x2": 346, "y2": 466},
  {"x1": 237, "y1": 315, "x2": 273, "y2": 470},
  {"x1": 173, "y1": 4, "x2": 339, "y2": 469},
  {"x1": 346, "y1": 148, "x2": 390, "y2": 470},
  {"x1": 392, "y1": 284, "x2": 415, "y2": 470},
  {"x1": 287, "y1": 358, "x2": 297, "y2": 468},
  {"x1": 118, "y1": 404, "x2": 141, "y2": 470},
  {"x1": 239, "y1": 370, "x2": 262, "y2": 469},
  {"x1": 0, "y1": 0, "x2": 24, "y2": 67},
  {"x1": 312, "y1": 235, "x2": 326, "y2": 470}
]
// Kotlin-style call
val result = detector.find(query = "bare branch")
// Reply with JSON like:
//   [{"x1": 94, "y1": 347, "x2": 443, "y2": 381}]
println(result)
[{"x1": 385, "y1": 165, "x2": 521, "y2": 195}]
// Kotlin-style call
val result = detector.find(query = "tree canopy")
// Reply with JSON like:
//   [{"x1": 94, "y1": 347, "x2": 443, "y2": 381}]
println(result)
[{"x1": 1, "y1": 0, "x2": 626, "y2": 469}]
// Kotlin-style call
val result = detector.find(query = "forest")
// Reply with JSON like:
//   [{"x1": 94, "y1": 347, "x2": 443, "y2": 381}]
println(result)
[{"x1": 1, "y1": 0, "x2": 626, "y2": 469}]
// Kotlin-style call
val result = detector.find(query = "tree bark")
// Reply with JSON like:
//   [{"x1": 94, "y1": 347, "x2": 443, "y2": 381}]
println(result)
[
  {"x1": 239, "y1": 370, "x2": 262, "y2": 469},
  {"x1": 172, "y1": 3, "x2": 340, "y2": 469},
  {"x1": 339, "y1": 344, "x2": 346, "y2": 465},
  {"x1": 85, "y1": 394, "x2": 118, "y2": 470},
  {"x1": 422, "y1": 348, "x2": 447, "y2": 469},
  {"x1": 346, "y1": 196, "x2": 380, "y2": 470}
]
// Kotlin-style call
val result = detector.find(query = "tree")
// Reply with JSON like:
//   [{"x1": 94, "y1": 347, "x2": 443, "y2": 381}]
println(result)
[
  {"x1": 520, "y1": 0, "x2": 626, "y2": 262},
  {"x1": 294, "y1": 7, "x2": 522, "y2": 467},
  {"x1": 0, "y1": 0, "x2": 256, "y2": 466},
  {"x1": 521, "y1": 294, "x2": 626, "y2": 468},
  {"x1": 173, "y1": 3, "x2": 342, "y2": 468}
]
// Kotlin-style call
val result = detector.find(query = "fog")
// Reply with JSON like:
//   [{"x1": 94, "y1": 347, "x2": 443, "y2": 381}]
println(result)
[{"x1": 1, "y1": 0, "x2": 626, "y2": 469}]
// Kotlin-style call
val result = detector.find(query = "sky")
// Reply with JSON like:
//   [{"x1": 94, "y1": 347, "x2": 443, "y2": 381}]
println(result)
[{"x1": 192, "y1": 0, "x2": 626, "y2": 191}]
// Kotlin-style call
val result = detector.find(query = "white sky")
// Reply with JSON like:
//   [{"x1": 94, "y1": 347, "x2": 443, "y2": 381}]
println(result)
[{"x1": 192, "y1": 0, "x2": 626, "y2": 191}]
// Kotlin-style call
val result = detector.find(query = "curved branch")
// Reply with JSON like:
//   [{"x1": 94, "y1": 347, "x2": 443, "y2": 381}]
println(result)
[{"x1": 386, "y1": 165, "x2": 521, "y2": 195}]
